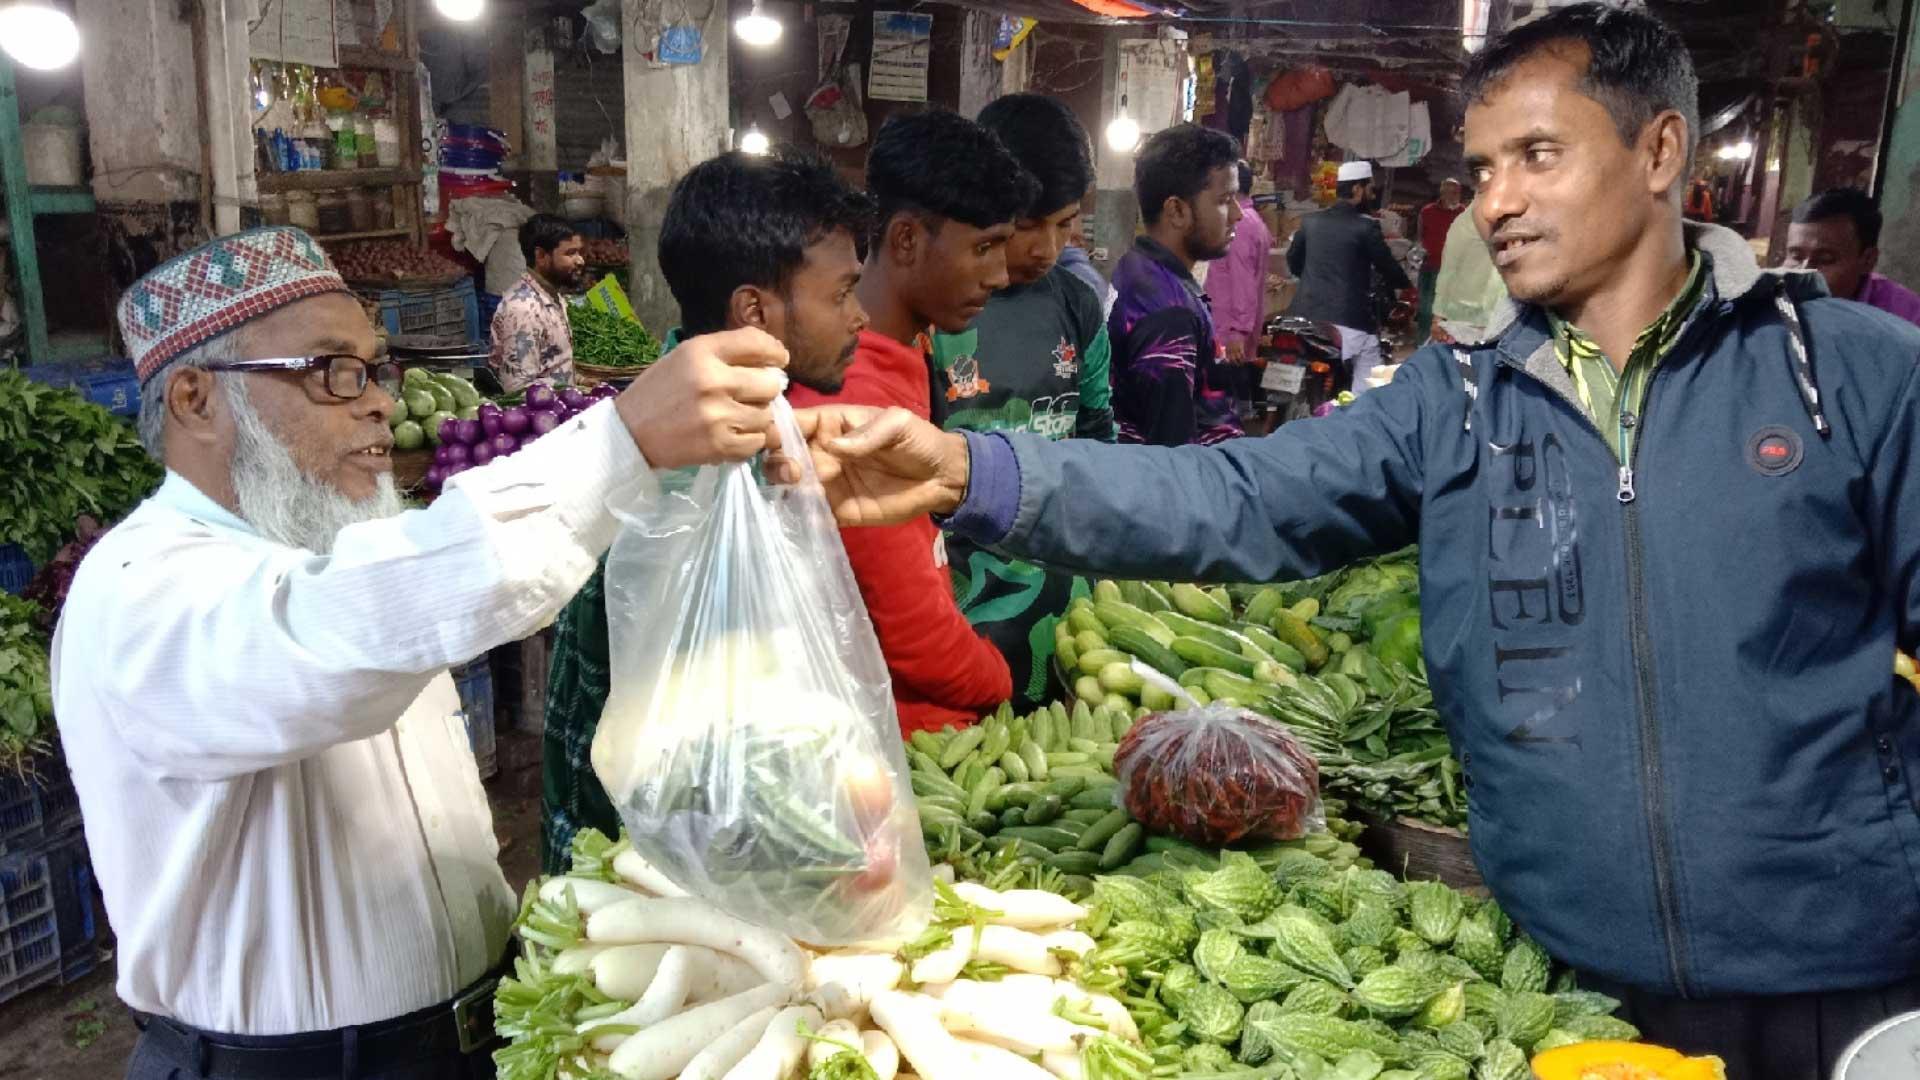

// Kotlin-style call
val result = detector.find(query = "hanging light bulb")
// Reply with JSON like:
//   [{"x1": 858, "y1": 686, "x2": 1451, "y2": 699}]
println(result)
[
  {"x1": 1105, "y1": 115, "x2": 1141, "y2": 154},
  {"x1": 735, "y1": 1, "x2": 781, "y2": 47},
  {"x1": 739, "y1": 127, "x2": 770, "y2": 155},
  {"x1": 433, "y1": 0, "x2": 482, "y2": 23},
  {"x1": 0, "y1": 2, "x2": 79, "y2": 70}
]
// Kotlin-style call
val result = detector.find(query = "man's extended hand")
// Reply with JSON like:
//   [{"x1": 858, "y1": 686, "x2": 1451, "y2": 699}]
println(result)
[
  {"x1": 780, "y1": 406, "x2": 972, "y2": 526},
  {"x1": 616, "y1": 327, "x2": 790, "y2": 469}
]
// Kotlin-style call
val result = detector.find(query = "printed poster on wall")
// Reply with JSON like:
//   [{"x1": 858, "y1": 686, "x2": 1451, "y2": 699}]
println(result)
[
  {"x1": 869, "y1": 11, "x2": 932, "y2": 103},
  {"x1": 250, "y1": 0, "x2": 340, "y2": 68}
]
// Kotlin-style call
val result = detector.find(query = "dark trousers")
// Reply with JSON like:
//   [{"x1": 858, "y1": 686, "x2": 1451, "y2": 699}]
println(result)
[
  {"x1": 126, "y1": 1024, "x2": 494, "y2": 1080},
  {"x1": 1583, "y1": 973, "x2": 1920, "y2": 1080}
]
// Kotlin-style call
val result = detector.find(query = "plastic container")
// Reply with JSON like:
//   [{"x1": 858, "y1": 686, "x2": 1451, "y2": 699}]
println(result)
[
  {"x1": 453, "y1": 658, "x2": 496, "y2": 780},
  {"x1": 362, "y1": 278, "x2": 480, "y2": 344},
  {"x1": 347, "y1": 188, "x2": 375, "y2": 233},
  {"x1": 316, "y1": 192, "x2": 351, "y2": 235},
  {"x1": 286, "y1": 191, "x2": 319, "y2": 231},
  {"x1": 0, "y1": 850, "x2": 57, "y2": 1005},
  {"x1": 374, "y1": 117, "x2": 402, "y2": 167},
  {"x1": 22, "y1": 124, "x2": 83, "y2": 187},
  {"x1": 0, "y1": 545, "x2": 33, "y2": 596},
  {"x1": 22, "y1": 354, "x2": 141, "y2": 418}
]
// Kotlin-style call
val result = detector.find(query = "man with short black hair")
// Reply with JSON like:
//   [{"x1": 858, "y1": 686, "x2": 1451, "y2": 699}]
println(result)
[
  {"x1": 542, "y1": 149, "x2": 878, "y2": 865},
  {"x1": 1286, "y1": 160, "x2": 1413, "y2": 389},
  {"x1": 488, "y1": 213, "x2": 587, "y2": 393},
  {"x1": 1110, "y1": 122, "x2": 1243, "y2": 445},
  {"x1": 792, "y1": 5, "x2": 1920, "y2": 1072},
  {"x1": 1784, "y1": 186, "x2": 1920, "y2": 326},
  {"x1": 928, "y1": 92, "x2": 1115, "y2": 709}
]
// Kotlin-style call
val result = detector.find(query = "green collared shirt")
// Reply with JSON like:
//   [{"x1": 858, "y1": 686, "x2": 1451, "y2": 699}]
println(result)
[{"x1": 1546, "y1": 252, "x2": 1707, "y2": 463}]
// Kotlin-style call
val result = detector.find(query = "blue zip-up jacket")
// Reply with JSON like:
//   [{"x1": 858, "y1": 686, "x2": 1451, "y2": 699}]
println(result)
[{"x1": 946, "y1": 223, "x2": 1920, "y2": 997}]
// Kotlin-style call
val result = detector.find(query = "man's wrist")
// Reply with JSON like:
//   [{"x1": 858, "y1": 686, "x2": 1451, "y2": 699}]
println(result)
[{"x1": 937, "y1": 431, "x2": 971, "y2": 515}]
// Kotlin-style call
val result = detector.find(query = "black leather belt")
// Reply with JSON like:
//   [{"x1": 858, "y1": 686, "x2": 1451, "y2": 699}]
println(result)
[{"x1": 133, "y1": 962, "x2": 506, "y2": 1080}]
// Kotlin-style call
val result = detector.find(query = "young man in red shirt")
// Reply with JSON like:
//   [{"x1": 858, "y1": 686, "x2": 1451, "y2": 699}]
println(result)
[{"x1": 784, "y1": 111, "x2": 1036, "y2": 732}]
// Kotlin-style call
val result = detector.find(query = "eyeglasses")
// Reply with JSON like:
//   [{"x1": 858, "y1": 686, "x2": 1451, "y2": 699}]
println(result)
[{"x1": 201, "y1": 354, "x2": 401, "y2": 401}]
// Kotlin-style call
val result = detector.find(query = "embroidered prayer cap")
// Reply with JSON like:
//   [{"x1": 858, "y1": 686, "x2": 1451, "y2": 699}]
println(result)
[{"x1": 119, "y1": 226, "x2": 352, "y2": 385}]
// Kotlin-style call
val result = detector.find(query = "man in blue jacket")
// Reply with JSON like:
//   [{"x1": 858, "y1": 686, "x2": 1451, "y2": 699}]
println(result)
[{"x1": 792, "y1": 5, "x2": 1920, "y2": 1075}]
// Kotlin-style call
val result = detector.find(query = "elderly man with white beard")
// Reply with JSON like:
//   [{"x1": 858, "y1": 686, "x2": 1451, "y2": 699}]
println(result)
[{"x1": 51, "y1": 227, "x2": 792, "y2": 1080}]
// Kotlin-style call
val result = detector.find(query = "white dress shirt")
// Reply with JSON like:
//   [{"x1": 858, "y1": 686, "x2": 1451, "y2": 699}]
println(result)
[{"x1": 52, "y1": 400, "x2": 646, "y2": 1036}]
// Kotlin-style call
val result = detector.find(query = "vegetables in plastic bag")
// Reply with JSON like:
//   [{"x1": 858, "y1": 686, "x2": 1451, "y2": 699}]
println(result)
[
  {"x1": 1111, "y1": 704, "x2": 1323, "y2": 846},
  {"x1": 590, "y1": 399, "x2": 931, "y2": 944}
]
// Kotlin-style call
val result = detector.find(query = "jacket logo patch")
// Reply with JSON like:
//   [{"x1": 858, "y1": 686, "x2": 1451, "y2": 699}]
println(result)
[{"x1": 1747, "y1": 426, "x2": 1803, "y2": 476}]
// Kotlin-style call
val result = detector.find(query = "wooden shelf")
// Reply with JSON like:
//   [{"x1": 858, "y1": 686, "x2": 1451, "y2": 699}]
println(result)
[
  {"x1": 258, "y1": 168, "x2": 414, "y2": 193},
  {"x1": 29, "y1": 186, "x2": 94, "y2": 215},
  {"x1": 337, "y1": 45, "x2": 418, "y2": 72},
  {"x1": 315, "y1": 228, "x2": 415, "y2": 243}
]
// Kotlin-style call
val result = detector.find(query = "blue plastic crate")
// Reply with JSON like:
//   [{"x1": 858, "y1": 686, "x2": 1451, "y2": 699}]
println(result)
[
  {"x1": 0, "y1": 851, "x2": 53, "y2": 948},
  {"x1": 38, "y1": 831, "x2": 95, "y2": 984},
  {"x1": 21, "y1": 356, "x2": 142, "y2": 418},
  {"x1": 0, "y1": 772, "x2": 44, "y2": 855},
  {"x1": 365, "y1": 279, "x2": 480, "y2": 347},
  {"x1": 0, "y1": 544, "x2": 32, "y2": 596},
  {"x1": 452, "y1": 658, "x2": 496, "y2": 780},
  {"x1": 35, "y1": 770, "x2": 80, "y2": 839}
]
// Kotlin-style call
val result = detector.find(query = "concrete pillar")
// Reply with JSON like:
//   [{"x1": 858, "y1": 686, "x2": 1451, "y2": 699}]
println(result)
[
  {"x1": 1087, "y1": 28, "x2": 1142, "y2": 280},
  {"x1": 1876, "y1": 1, "x2": 1920, "y2": 286},
  {"x1": 74, "y1": 0, "x2": 201, "y2": 204},
  {"x1": 622, "y1": 0, "x2": 729, "y2": 333},
  {"x1": 957, "y1": 10, "x2": 998, "y2": 120},
  {"x1": 524, "y1": 31, "x2": 558, "y2": 210}
]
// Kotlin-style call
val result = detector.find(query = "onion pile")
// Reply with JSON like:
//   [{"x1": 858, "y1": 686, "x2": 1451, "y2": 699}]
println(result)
[{"x1": 425, "y1": 382, "x2": 621, "y2": 492}]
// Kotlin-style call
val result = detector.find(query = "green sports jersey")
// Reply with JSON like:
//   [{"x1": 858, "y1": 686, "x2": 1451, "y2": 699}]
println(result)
[{"x1": 930, "y1": 264, "x2": 1115, "y2": 709}]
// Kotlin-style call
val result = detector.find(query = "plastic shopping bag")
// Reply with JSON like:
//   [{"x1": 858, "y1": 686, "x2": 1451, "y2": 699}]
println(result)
[
  {"x1": 591, "y1": 398, "x2": 932, "y2": 944},
  {"x1": 1113, "y1": 704, "x2": 1324, "y2": 846}
]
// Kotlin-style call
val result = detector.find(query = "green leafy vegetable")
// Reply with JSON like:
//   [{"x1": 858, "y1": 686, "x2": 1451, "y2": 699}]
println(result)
[
  {"x1": 0, "y1": 370, "x2": 161, "y2": 563},
  {"x1": 568, "y1": 304, "x2": 661, "y2": 370},
  {"x1": 0, "y1": 593, "x2": 53, "y2": 771}
]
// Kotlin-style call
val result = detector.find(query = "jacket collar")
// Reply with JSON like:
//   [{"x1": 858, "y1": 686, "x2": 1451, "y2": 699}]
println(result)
[
  {"x1": 1133, "y1": 236, "x2": 1197, "y2": 285},
  {"x1": 1479, "y1": 221, "x2": 1819, "y2": 398}
]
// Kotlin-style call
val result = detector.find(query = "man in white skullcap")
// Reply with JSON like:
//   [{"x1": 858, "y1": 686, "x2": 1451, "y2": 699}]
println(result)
[
  {"x1": 56, "y1": 225, "x2": 792, "y2": 1078},
  {"x1": 1285, "y1": 159, "x2": 1414, "y2": 389}
]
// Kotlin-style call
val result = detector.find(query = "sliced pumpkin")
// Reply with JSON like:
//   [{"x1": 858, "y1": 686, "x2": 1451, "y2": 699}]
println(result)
[{"x1": 1531, "y1": 1041, "x2": 1728, "y2": 1080}]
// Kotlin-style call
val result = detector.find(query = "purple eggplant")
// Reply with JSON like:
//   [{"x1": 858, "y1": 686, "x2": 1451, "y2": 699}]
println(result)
[
  {"x1": 479, "y1": 403, "x2": 505, "y2": 439},
  {"x1": 440, "y1": 442, "x2": 471, "y2": 468},
  {"x1": 524, "y1": 383, "x2": 557, "y2": 411},
  {"x1": 501, "y1": 405, "x2": 531, "y2": 435},
  {"x1": 530, "y1": 410, "x2": 562, "y2": 437},
  {"x1": 424, "y1": 465, "x2": 446, "y2": 491},
  {"x1": 491, "y1": 433, "x2": 518, "y2": 457},
  {"x1": 558, "y1": 387, "x2": 590, "y2": 412},
  {"x1": 470, "y1": 441, "x2": 496, "y2": 467}
]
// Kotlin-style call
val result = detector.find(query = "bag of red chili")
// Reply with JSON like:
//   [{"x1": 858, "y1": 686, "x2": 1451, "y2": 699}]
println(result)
[{"x1": 1112, "y1": 705, "x2": 1324, "y2": 846}]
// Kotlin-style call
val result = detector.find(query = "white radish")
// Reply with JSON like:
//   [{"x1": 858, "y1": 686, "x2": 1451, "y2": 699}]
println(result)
[
  {"x1": 954, "y1": 1037, "x2": 1067, "y2": 1080},
  {"x1": 860, "y1": 1030, "x2": 899, "y2": 1080},
  {"x1": 908, "y1": 927, "x2": 975, "y2": 986},
  {"x1": 678, "y1": 1006, "x2": 781, "y2": 1080},
  {"x1": 722, "y1": 1004, "x2": 822, "y2": 1080},
  {"x1": 1039, "y1": 1051, "x2": 1084, "y2": 1080},
  {"x1": 956, "y1": 976, "x2": 1138, "y2": 1043},
  {"x1": 580, "y1": 944, "x2": 696, "y2": 1051},
  {"x1": 551, "y1": 944, "x2": 610, "y2": 977},
  {"x1": 806, "y1": 951, "x2": 905, "y2": 1018},
  {"x1": 868, "y1": 992, "x2": 972, "y2": 1080},
  {"x1": 1080, "y1": 992, "x2": 1139, "y2": 1043},
  {"x1": 688, "y1": 951, "x2": 766, "y2": 1004},
  {"x1": 587, "y1": 897, "x2": 807, "y2": 991},
  {"x1": 607, "y1": 982, "x2": 791, "y2": 1080},
  {"x1": 931, "y1": 863, "x2": 955, "y2": 884},
  {"x1": 805, "y1": 1019, "x2": 865, "y2": 1073},
  {"x1": 950, "y1": 883, "x2": 1088, "y2": 929},
  {"x1": 540, "y1": 876, "x2": 646, "y2": 914},
  {"x1": 590, "y1": 943, "x2": 672, "y2": 1001},
  {"x1": 1038, "y1": 930, "x2": 1097, "y2": 959},
  {"x1": 613, "y1": 847, "x2": 688, "y2": 898},
  {"x1": 922, "y1": 982, "x2": 1101, "y2": 1055}
]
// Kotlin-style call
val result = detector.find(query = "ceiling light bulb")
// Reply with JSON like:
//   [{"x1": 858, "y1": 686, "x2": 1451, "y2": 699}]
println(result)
[
  {"x1": 0, "y1": 2, "x2": 79, "y2": 70},
  {"x1": 1736, "y1": 140, "x2": 1754, "y2": 160},
  {"x1": 1105, "y1": 115, "x2": 1141, "y2": 154},
  {"x1": 434, "y1": 0, "x2": 482, "y2": 23},
  {"x1": 735, "y1": 6, "x2": 781, "y2": 47},
  {"x1": 740, "y1": 128, "x2": 770, "y2": 155}
]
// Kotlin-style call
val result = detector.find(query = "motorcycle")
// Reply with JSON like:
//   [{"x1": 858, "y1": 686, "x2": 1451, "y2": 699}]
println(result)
[{"x1": 1252, "y1": 313, "x2": 1344, "y2": 433}]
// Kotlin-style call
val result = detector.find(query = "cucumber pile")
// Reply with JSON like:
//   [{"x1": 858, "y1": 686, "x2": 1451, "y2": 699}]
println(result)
[
  {"x1": 1055, "y1": 554, "x2": 1467, "y2": 832},
  {"x1": 907, "y1": 699, "x2": 1369, "y2": 901}
]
